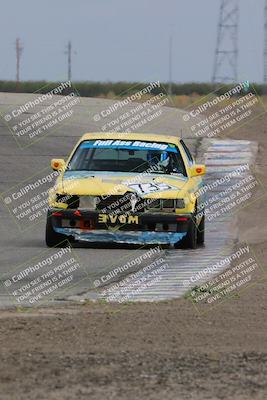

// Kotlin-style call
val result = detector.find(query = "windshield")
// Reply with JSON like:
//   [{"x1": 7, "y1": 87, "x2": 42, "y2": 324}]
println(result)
[{"x1": 68, "y1": 139, "x2": 187, "y2": 176}]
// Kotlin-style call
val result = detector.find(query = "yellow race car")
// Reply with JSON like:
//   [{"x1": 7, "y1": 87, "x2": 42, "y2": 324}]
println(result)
[{"x1": 46, "y1": 133, "x2": 206, "y2": 248}]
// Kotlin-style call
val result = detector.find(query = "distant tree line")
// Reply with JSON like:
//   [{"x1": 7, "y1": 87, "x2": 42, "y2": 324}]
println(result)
[{"x1": 0, "y1": 80, "x2": 265, "y2": 97}]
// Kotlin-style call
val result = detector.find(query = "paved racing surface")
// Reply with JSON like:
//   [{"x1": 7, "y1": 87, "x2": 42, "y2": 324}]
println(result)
[
  {"x1": 0, "y1": 93, "x2": 258, "y2": 307},
  {"x1": 71, "y1": 139, "x2": 258, "y2": 302}
]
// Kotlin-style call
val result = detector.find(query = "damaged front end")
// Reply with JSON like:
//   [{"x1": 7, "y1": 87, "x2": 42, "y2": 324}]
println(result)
[{"x1": 48, "y1": 192, "x2": 190, "y2": 245}]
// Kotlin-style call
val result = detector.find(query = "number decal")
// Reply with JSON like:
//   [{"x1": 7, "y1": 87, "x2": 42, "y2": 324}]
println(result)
[{"x1": 126, "y1": 182, "x2": 175, "y2": 195}]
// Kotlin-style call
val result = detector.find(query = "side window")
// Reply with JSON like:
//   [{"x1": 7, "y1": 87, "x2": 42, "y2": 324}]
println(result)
[{"x1": 180, "y1": 139, "x2": 194, "y2": 164}]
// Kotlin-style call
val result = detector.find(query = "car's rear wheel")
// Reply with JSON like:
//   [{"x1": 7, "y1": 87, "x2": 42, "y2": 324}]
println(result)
[{"x1": 45, "y1": 213, "x2": 68, "y2": 247}]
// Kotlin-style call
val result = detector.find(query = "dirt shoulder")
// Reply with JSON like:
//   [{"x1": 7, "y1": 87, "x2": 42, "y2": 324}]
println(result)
[
  {"x1": 0, "y1": 113, "x2": 267, "y2": 400},
  {"x1": 1, "y1": 292, "x2": 267, "y2": 400}
]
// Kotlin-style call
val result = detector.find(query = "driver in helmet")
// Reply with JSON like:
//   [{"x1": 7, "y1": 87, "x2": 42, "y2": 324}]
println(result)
[{"x1": 147, "y1": 151, "x2": 180, "y2": 174}]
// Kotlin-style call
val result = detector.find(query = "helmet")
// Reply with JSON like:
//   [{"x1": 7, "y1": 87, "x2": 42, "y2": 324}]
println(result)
[{"x1": 147, "y1": 151, "x2": 169, "y2": 163}]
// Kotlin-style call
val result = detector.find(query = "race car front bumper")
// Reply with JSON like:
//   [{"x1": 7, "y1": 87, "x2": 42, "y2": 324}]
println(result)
[{"x1": 48, "y1": 209, "x2": 192, "y2": 244}]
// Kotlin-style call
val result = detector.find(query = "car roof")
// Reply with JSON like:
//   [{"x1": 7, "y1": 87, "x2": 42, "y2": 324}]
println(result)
[{"x1": 80, "y1": 132, "x2": 181, "y2": 146}]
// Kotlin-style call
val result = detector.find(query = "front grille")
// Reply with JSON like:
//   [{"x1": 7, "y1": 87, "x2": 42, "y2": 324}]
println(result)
[
  {"x1": 96, "y1": 195, "x2": 184, "y2": 213},
  {"x1": 56, "y1": 191, "x2": 185, "y2": 213},
  {"x1": 162, "y1": 199, "x2": 175, "y2": 209},
  {"x1": 97, "y1": 193, "x2": 145, "y2": 213},
  {"x1": 146, "y1": 198, "x2": 161, "y2": 209},
  {"x1": 147, "y1": 199, "x2": 185, "y2": 211}
]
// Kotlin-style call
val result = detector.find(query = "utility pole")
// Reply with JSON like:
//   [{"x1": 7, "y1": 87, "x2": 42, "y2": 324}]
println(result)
[
  {"x1": 168, "y1": 34, "x2": 173, "y2": 96},
  {"x1": 15, "y1": 38, "x2": 23, "y2": 90},
  {"x1": 212, "y1": 0, "x2": 239, "y2": 84},
  {"x1": 65, "y1": 41, "x2": 72, "y2": 81}
]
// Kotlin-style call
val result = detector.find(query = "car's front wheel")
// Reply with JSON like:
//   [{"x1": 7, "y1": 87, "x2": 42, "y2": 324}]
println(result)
[
  {"x1": 197, "y1": 215, "x2": 205, "y2": 245},
  {"x1": 175, "y1": 213, "x2": 197, "y2": 249},
  {"x1": 45, "y1": 213, "x2": 68, "y2": 247}
]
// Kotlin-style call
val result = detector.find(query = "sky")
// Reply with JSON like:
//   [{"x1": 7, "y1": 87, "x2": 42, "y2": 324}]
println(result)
[{"x1": 0, "y1": 0, "x2": 264, "y2": 83}]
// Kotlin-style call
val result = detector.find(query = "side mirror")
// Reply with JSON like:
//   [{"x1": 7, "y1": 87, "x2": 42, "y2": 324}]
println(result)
[
  {"x1": 191, "y1": 164, "x2": 206, "y2": 177},
  {"x1": 51, "y1": 159, "x2": 66, "y2": 171}
]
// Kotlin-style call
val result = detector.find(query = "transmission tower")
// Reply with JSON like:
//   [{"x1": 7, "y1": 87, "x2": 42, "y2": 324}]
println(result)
[
  {"x1": 15, "y1": 38, "x2": 23, "y2": 90},
  {"x1": 212, "y1": 0, "x2": 239, "y2": 83},
  {"x1": 264, "y1": 0, "x2": 267, "y2": 83}
]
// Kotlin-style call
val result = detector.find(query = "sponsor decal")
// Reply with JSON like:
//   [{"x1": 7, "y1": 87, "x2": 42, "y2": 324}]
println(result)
[
  {"x1": 80, "y1": 140, "x2": 178, "y2": 152},
  {"x1": 98, "y1": 214, "x2": 139, "y2": 225}
]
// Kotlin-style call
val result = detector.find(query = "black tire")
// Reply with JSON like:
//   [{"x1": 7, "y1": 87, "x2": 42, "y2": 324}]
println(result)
[
  {"x1": 45, "y1": 214, "x2": 68, "y2": 247},
  {"x1": 175, "y1": 213, "x2": 197, "y2": 249},
  {"x1": 197, "y1": 215, "x2": 205, "y2": 245}
]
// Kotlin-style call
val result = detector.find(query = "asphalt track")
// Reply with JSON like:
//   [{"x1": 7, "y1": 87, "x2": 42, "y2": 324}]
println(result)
[
  {"x1": 71, "y1": 138, "x2": 257, "y2": 303},
  {"x1": 0, "y1": 92, "x2": 258, "y2": 308}
]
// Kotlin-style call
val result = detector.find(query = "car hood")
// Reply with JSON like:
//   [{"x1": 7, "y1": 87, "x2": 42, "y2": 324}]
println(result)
[{"x1": 56, "y1": 170, "x2": 188, "y2": 198}]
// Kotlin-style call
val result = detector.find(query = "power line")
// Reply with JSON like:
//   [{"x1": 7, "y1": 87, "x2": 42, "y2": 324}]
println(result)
[{"x1": 212, "y1": 0, "x2": 239, "y2": 83}]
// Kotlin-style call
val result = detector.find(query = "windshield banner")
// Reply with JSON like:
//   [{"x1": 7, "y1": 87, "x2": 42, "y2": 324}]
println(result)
[{"x1": 80, "y1": 140, "x2": 178, "y2": 152}]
